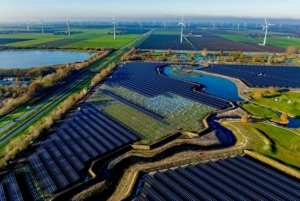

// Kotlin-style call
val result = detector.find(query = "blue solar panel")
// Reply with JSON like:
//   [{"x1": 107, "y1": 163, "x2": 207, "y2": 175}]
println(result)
[
  {"x1": 28, "y1": 154, "x2": 57, "y2": 194},
  {"x1": 44, "y1": 140, "x2": 80, "y2": 183},
  {"x1": 4, "y1": 173, "x2": 24, "y2": 201},
  {"x1": 61, "y1": 124, "x2": 98, "y2": 158},
  {"x1": 72, "y1": 116, "x2": 116, "y2": 151},
  {"x1": 200, "y1": 64, "x2": 300, "y2": 88},
  {"x1": 0, "y1": 182, "x2": 6, "y2": 201},
  {"x1": 37, "y1": 147, "x2": 69, "y2": 189},
  {"x1": 50, "y1": 134, "x2": 85, "y2": 172},
  {"x1": 56, "y1": 129, "x2": 90, "y2": 163},
  {"x1": 105, "y1": 63, "x2": 231, "y2": 109}
]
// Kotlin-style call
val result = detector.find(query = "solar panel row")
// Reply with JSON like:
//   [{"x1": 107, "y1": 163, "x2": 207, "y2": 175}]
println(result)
[
  {"x1": 200, "y1": 64, "x2": 300, "y2": 88},
  {"x1": 106, "y1": 63, "x2": 231, "y2": 109},
  {"x1": 135, "y1": 156, "x2": 300, "y2": 201},
  {"x1": 27, "y1": 104, "x2": 137, "y2": 194}
]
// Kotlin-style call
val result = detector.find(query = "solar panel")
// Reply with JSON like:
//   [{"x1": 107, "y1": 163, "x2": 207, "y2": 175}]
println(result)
[
  {"x1": 72, "y1": 116, "x2": 115, "y2": 151},
  {"x1": 4, "y1": 173, "x2": 24, "y2": 201},
  {"x1": 37, "y1": 146, "x2": 69, "y2": 189},
  {"x1": 50, "y1": 134, "x2": 85, "y2": 171},
  {"x1": 44, "y1": 140, "x2": 80, "y2": 183},
  {"x1": 65, "y1": 120, "x2": 107, "y2": 155},
  {"x1": 56, "y1": 129, "x2": 90, "y2": 163},
  {"x1": 0, "y1": 183, "x2": 6, "y2": 201},
  {"x1": 62, "y1": 124, "x2": 98, "y2": 158},
  {"x1": 28, "y1": 154, "x2": 57, "y2": 194}
]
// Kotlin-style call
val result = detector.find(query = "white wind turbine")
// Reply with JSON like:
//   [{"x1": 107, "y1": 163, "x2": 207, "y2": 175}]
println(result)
[
  {"x1": 237, "y1": 23, "x2": 240, "y2": 30},
  {"x1": 244, "y1": 22, "x2": 247, "y2": 29},
  {"x1": 41, "y1": 20, "x2": 44, "y2": 34},
  {"x1": 26, "y1": 20, "x2": 30, "y2": 32},
  {"x1": 66, "y1": 20, "x2": 71, "y2": 36},
  {"x1": 259, "y1": 18, "x2": 275, "y2": 46},
  {"x1": 212, "y1": 22, "x2": 216, "y2": 29},
  {"x1": 112, "y1": 16, "x2": 117, "y2": 39},
  {"x1": 178, "y1": 16, "x2": 185, "y2": 43}
]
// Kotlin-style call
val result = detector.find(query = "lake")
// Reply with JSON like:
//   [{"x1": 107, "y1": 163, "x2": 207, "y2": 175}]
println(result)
[
  {"x1": 164, "y1": 66, "x2": 244, "y2": 102},
  {"x1": 0, "y1": 50, "x2": 94, "y2": 69}
]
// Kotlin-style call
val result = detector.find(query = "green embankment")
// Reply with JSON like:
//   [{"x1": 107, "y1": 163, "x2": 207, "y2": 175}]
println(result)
[
  {"x1": 249, "y1": 91, "x2": 300, "y2": 117},
  {"x1": 222, "y1": 120, "x2": 300, "y2": 170}
]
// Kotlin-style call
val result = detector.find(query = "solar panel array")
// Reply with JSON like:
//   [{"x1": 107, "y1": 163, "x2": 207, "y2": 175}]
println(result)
[
  {"x1": 106, "y1": 63, "x2": 231, "y2": 109},
  {"x1": 135, "y1": 156, "x2": 300, "y2": 201},
  {"x1": 26, "y1": 104, "x2": 138, "y2": 194},
  {"x1": 199, "y1": 64, "x2": 300, "y2": 88}
]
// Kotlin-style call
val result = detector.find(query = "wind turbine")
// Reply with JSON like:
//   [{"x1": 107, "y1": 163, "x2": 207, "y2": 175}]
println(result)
[
  {"x1": 112, "y1": 16, "x2": 117, "y2": 39},
  {"x1": 259, "y1": 18, "x2": 275, "y2": 46},
  {"x1": 66, "y1": 20, "x2": 71, "y2": 36},
  {"x1": 178, "y1": 16, "x2": 185, "y2": 43},
  {"x1": 244, "y1": 22, "x2": 247, "y2": 29},
  {"x1": 212, "y1": 22, "x2": 216, "y2": 29},
  {"x1": 41, "y1": 20, "x2": 44, "y2": 34},
  {"x1": 237, "y1": 23, "x2": 240, "y2": 30},
  {"x1": 26, "y1": 20, "x2": 30, "y2": 32}
]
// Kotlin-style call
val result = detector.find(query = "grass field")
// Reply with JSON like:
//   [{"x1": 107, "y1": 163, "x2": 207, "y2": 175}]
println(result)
[
  {"x1": 242, "y1": 103, "x2": 281, "y2": 122},
  {"x1": 222, "y1": 120, "x2": 300, "y2": 170},
  {"x1": 0, "y1": 29, "x2": 142, "y2": 49},
  {"x1": 218, "y1": 33, "x2": 300, "y2": 49},
  {"x1": 249, "y1": 91, "x2": 300, "y2": 117}
]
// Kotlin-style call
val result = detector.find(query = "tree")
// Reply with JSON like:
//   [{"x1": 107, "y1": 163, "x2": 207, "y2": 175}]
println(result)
[
  {"x1": 16, "y1": 77, "x2": 21, "y2": 83},
  {"x1": 269, "y1": 86, "x2": 276, "y2": 93},
  {"x1": 219, "y1": 50, "x2": 223, "y2": 56},
  {"x1": 189, "y1": 54, "x2": 195, "y2": 61},
  {"x1": 255, "y1": 91, "x2": 263, "y2": 99},
  {"x1": 280, "y1": 112, "x2": 288, "y2": 123},
  {"x1": 167, "y1": 48, "x2": 171, "y2": 55},
  {"x1": 285, "y1": 46, "x2": 298, "y2": 56},
  {"x1": 252, "y1": 55, "x2": 260, "y2": 62},
  {"x1": 241, "y1": 115, "x2": 249, "y2": 123},
  {"x1": 202, "y1": 48, "x2": 209, "y2": 57},
  {"x1": 267, "y1": 56, "x2": 273, "y2": 64}
]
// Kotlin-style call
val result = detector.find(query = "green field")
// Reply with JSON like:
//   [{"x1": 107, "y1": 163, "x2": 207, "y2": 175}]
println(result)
[
  {"x1": 242, "y1": 103, "x2": 281, "y2": 122},
  {"x1": 0, "y1": 29, "x2": 141, "y2": 49},
  {"x1": 222, "y1": 120, "x2": 300, "y2": 169},
  {"x1": 218, "y1": 33, "x2": 300, "y2": 49},
  {"x1": 249, "y1": 91, "x2": 300, "y2": 117}
]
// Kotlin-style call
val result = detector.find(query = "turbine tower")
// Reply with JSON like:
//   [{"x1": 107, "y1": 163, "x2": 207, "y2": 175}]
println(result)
[
  {"x1": 178, "y1": 16, "x2": 185, "y2": 43},
  {"x1": 112, "y1": 16, "x2": 117, "y2": 39},
  {"x1": 260, "y1": 18, "x2": 275, "y2": 46},
  {"x1": 26, "y1": 20, "x2": 30, "y2": 32},
  {"x1": 66, "y1": 20, "x2": 71, "y2": 36},
  {"x1": 41, "y1": 20, "x2": 44, "y2": 34},
  {"x1": 212, "y1": 22, "x2": 216, "y2": 29}
]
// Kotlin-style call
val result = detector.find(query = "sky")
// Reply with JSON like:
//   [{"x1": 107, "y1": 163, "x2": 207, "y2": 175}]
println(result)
[{"x1": 1, "y1": 0, "x2": 300, "y2": 22}]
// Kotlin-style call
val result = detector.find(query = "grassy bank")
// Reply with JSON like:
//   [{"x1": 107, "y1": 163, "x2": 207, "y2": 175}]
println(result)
[
  {"x1": 249, "y1": 91, "x2": 300, "y2": 117},
  {"x1": 221, "y1": 120, "x2": 300, "y2": 170}
]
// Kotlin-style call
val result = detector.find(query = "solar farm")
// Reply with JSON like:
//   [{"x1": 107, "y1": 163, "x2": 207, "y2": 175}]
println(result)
[
  {"x1": 134, "y1": 155, "x2": 300, "y2": 201},
  {"x1": 0, "y1": 104, "x2": 138, "y2": 199},
  {"x1": 1, "y1": 16, "x2": 300, "y2": 201},
  {"x1": 138, "y1": 29, "x2": 287, "y2": 52},
  {"x1": 199, "y1": 64, "x2": 300, "y2": 88}
]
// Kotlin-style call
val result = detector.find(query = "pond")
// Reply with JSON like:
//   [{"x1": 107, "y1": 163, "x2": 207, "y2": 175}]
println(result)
[
  {"x1": 163, "y1": 66, "x2": 244, "y2": 102},
  {"x1": 0, "y1": 50, "x2": 94, "y2": 69}
]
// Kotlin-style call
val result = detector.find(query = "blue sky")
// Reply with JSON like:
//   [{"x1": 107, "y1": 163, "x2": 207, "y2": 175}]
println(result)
[{"x1": 1, "y1": 0, "x2": 299, "y2": 22}]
